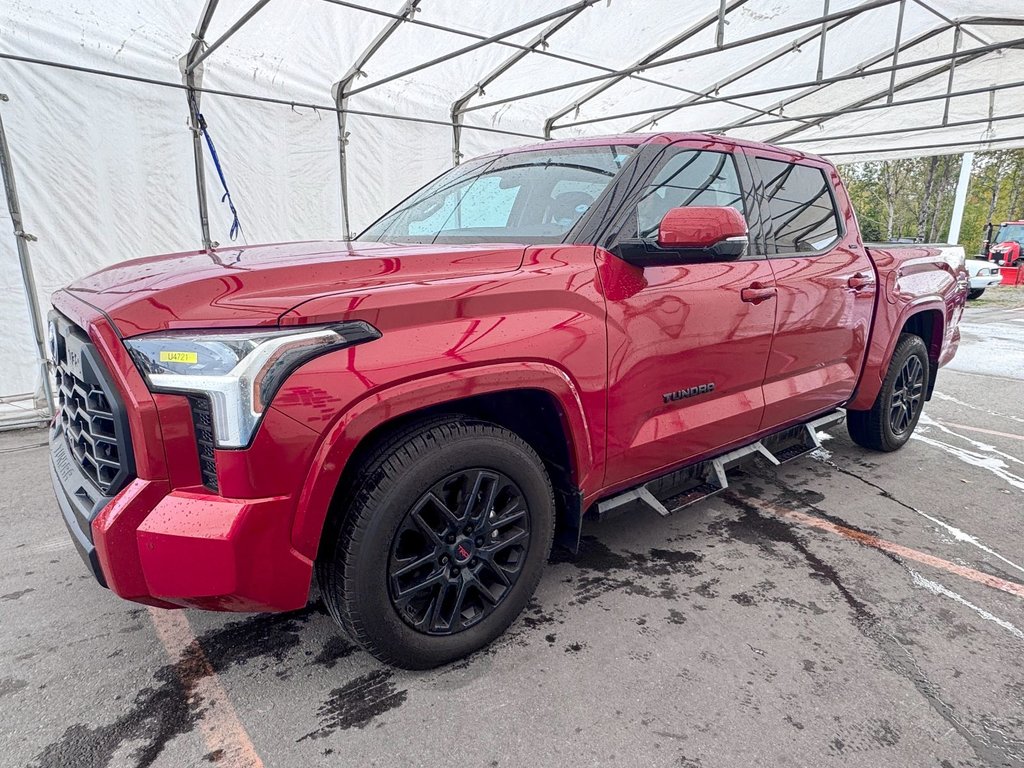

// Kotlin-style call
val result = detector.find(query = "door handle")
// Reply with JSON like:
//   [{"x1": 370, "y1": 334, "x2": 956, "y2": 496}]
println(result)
[
  {"x1": 848, "y1": 273, "x2": 874, "y2": 290},
  {"x1": 740, "y1": 283, "x2": 777, "y2": 304}
]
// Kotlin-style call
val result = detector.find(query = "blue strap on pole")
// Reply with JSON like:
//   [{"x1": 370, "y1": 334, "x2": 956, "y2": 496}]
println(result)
[{"x1": 189, "y1": 93, "x2": 242, "y2": 241}]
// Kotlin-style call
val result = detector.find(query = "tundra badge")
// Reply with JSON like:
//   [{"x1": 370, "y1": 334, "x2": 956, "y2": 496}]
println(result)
[{"x1": 663, "y1": 383, "x2": 715, "y2": 403}]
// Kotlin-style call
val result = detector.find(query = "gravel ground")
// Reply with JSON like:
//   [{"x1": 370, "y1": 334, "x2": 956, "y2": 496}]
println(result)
[{"x1": 1, "y1": 299, "x2": 1023, "y2": 768}]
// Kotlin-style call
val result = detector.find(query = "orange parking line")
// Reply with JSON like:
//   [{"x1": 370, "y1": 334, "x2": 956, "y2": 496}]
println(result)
[
  {"x1": 746, "y1": 500, "x2": 1024, "y2": 601},
  {"x1": 148, "y1": 609, "x2": 265, "y2": 768}
]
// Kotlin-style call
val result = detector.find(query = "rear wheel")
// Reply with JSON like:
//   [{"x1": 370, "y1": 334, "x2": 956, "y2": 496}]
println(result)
[
  {"x1": 848, "y1": 333, "x2": 929, "y2": 452},
  {"x1": 967, "y1": 288, "x2": 985, "y2": 300},
  {"x1": 316, "y1": 417, "x2": 555, "y2": 669}
]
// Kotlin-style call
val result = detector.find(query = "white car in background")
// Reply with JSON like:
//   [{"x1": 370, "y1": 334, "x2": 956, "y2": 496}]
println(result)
[{"x1": 965, "y1": 258, "x2": 1002, "y2": 299}]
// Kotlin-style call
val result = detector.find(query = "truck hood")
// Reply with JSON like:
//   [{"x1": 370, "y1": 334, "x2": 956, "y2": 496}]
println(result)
[{"x1": 62, "y1": 240, "x2": 526, "y2": 336}]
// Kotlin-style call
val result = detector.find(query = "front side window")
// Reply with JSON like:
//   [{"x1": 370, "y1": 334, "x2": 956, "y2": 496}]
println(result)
[
  {"x1": 635, "y1": 150, "x2": 744, "y2": 239},
  {"x1": 755, "y1": 158, "x2": 841, "y2": 254},
  {"x1": 360, "y1": 145, "x2": 638, "y2": 244}
]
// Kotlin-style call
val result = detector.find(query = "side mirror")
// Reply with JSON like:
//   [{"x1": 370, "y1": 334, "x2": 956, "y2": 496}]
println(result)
[
  {"x1": 615, "y1": 206, "x2": 748, "y2": 267},
  {"x1": 658, "y1": 206, "x2": 748, "y2": 257}
]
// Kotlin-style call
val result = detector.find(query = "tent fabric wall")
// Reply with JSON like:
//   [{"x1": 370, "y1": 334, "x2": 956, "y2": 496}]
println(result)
[{"x1": 1, "y1": 0, "x2": 1023, "y2": 403}]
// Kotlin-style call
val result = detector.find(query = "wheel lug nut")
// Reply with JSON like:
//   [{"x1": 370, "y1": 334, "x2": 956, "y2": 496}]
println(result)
[
  {"x1": 452, "y1": 567, "x2": 460, "y2": 576},
  {"x1": 441, "y1": 555, "x2": 449, "y2": 564},
  {"x1": 470, "y1": 558, "x2": 477, "y2": 566},
  {"x1": 475, "y1": 538, "x2": 483, "y2": 546},
  {"x1": 447, "y1": 536, "x2": 455, "y2": 544}
]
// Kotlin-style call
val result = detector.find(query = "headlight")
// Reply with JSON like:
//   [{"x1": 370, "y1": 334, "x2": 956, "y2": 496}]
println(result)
[{"x1": 124, "y1": 322, "x2": 380, "y2": 448}]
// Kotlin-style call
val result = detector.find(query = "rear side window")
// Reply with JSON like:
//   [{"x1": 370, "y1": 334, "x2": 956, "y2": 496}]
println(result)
[
  {"x1": 636, "y1": 150, "x2": 743, "y2": 239},
  {"x1": 754, "y1": 158, "x2": 840, "y2": 254}
]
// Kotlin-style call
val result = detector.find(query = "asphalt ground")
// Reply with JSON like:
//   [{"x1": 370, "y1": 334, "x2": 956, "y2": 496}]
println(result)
[{"x1": 2, "y1": 288, "x2": 1023, "y2": 768}]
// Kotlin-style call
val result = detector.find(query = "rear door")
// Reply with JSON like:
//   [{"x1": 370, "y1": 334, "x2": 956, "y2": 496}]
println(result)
[
  {"x1": 598, "y1": 140, "x2": 777, "y2": 490},
  {"x1": 747, "y1": 152, "x2": 876, "y2": 428}
]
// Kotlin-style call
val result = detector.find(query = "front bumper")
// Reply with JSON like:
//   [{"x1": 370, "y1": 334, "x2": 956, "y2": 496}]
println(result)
[
  {"x1": 50, "y1": 421, "x2": 113, "y2": 587},
  {"x1": 92, "y1": 479, "x2": 313, "y2": 611},
  {"x1": 48, "y1": 292, "x2": 315, "y2": 613},
  {"x1": 970, "y1": 274, "x2": 1003, "y2": 289}
]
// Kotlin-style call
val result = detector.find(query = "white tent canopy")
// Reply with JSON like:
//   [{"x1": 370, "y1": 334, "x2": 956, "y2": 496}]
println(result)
[{"x1": 2, "y1": 0, "x2": 1023, "y2": 414}]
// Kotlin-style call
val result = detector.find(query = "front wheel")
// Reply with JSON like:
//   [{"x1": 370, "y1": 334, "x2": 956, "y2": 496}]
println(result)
[
  {"x1": 316, "y1": 417, "x2": 555, "y2": 669},
  {"x1": 967, "y1": 288, "x2": 985, "y2": 300},
  {"x1": 848, "y1": 333, "x2": 930, "y2": 452}
]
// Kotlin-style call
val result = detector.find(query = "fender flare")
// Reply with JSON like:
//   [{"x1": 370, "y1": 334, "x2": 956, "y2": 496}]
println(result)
[
  {"x1": 288, "y1": 361, "x2": 596, "y2": 560},
  {"x1": 848, "y1": 297, "x2": 947, "y2": 411}
]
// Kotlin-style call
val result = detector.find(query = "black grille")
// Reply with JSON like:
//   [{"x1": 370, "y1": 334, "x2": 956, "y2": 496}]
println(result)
[
  {"x1": 188, "y1": 395, "x2": 219, "y2": 492},
  {"x1": 51, "y1": 314, "x2": 133, "y2": 496}
]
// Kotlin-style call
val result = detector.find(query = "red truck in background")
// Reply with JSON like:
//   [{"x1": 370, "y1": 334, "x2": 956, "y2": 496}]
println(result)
[{"x1": 48, "y1": 133, "x2": 967, "y2": 668}]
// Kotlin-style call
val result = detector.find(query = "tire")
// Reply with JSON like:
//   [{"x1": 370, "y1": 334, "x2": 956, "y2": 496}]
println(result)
[
  {"x1": 847, "y1": 333, "x2": 930, "y2": 452},
  {"x1": 316, "y1": 416, "x2": 555, "y2": 669},
  {"x1": 967, "y1": 288, "x2": 985, "y2": 300}
]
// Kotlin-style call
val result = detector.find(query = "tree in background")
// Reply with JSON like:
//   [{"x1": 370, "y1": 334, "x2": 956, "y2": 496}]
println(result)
[{"x1": 840, "y1": 148, "x2": 1024, "y2": 254}]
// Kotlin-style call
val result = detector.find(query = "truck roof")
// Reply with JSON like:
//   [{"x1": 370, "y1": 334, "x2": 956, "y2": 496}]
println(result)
[{"x1": 496, "y1": 132, "x2": 830, "y2": 165}]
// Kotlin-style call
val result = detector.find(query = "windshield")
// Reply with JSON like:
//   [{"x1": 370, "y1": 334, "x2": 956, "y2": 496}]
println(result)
[
  {"x1": 359, "y1": 145, "x2": 639, "y2": 244},
  {"x1": 996, "y1": 224, "x2": 1024, "y2": 243}
]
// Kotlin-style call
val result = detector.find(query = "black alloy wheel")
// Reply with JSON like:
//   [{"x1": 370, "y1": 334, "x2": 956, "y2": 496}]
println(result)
[
  {"x1": 388, "y1": 468, "x2": 530, "y2": 635},
  {"x1": 315, "y1": 416, "x2": 555, "y2": 669},
  {"x1": 847, "y1": 332, "x2": 930, "y2": 452},
  {"x1": 889, "y1": 354, "x2": 925, "y2": 436}
]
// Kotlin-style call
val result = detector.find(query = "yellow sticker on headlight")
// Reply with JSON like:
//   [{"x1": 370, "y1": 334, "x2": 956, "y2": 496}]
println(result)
[{"x1": 159, "y1": 351, "x2": 198, "y2": 364}]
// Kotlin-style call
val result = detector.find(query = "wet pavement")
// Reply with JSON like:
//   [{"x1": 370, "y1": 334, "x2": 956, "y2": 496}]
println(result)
[{"x1": 2, "y1": 293, "x2": 1023, "y2": 768}]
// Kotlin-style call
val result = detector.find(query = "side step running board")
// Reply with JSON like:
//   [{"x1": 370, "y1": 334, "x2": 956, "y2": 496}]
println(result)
[{"x1": 594, "y1": 409, "x2": 845, "y2": 521}]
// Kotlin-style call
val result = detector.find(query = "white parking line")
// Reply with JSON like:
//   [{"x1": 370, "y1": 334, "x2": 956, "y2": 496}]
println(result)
[
  {"x1": 936, "y1": 421, "x2": 1024, "y2": 442},
  {"x1": 910, "y1": 570, "x2": 1024, "y2": 641}
]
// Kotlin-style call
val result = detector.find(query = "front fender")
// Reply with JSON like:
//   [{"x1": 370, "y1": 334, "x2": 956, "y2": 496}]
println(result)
[{"x1": 287, "y1": 361, "x2": 597, "y2": 561}]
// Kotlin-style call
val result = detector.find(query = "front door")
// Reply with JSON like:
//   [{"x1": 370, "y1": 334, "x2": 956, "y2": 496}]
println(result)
[
  {"x1": 599, "y1": 142, "x2": 776, "y2": 490},
  {"x1": 747, "y1": 153, "x2": 876, "y2": 429}
]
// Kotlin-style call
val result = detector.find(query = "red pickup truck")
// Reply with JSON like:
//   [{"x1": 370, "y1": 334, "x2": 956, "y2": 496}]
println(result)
[{"x1": 49, "y1": 133, "x2": 966, "y2": 668}]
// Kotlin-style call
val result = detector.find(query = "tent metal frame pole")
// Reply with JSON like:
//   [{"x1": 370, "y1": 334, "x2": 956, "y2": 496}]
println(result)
[
  {"x1": 764, "y1": 39, "x2": 994, "y2": 143},
  {"x1": 721, "y1": 78, "x2": 1024, "y2": 135},
  {"x1": 947, "y1": 151, "x2": 973, "y2": 245},
  {"x1": 0, "y1": 94, "x2": 54, "y2": 418},
  {"x1": 459, "y1": 0, "x2": 901, "y2": 115},
  {"x1": 942, "y1": 24, "x2": 961, "y2": 126},
  {"x1": 834, "y1": 135, "x2": 1024, "y2": 158},
  {"x1": 543, "y1": 0, "x2": 748, "y2": 137},
  {"x1": 344, "y1": 0, "x2": 601, "y2": 99},
  {"x1": 626, "y1": 14, "x2": 859, "y2": 133},
  {"x1": 319, "y1": 0, "x2": 640, "y2": 77},
  {"x1": 886, "y1": 0, "x2": 906, "y2": 103},
  {"x1": 764, "y1": 68, "x2": 1015, "y2": 141},
  {"x1": 0, "y1": 50, "x2": 545, "y2": 140},
  {"x1": 333, "y1": 0, "x2": 420, "y2": 239},
  {"x1": 713, "y1": 24, "x2": 951, "y2": 135},
  {"x1": 185, "y1": 0, "x2": 273, "y2": 75},
  {"x1": 334, "y1": 0, "x2": 789, "y2": 133},
  {"x1": 451, "y1": 7, "x2": 586, "y2": 165},
  {"x1": 716, "y1": 0, "x2": 729, "y2": 46},
  {"x1": 772, "y1": 109, "x2": 1024, "y2": 146},
  {"x1": 743, "y1": 79, "x2": 1024, "y2": 134},
  {"x1": 911, "y1": 0, "x2": 989, "y2": 45},
  {"x1": 816, "y1": 0, "x2": 831, "y2": 80},
  {"x1": 184, "y1": 0, "x2": 220, "y2": 252},
  {"x1": 555, "y1": 30, "x2": 1015, "y2": 132}
]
